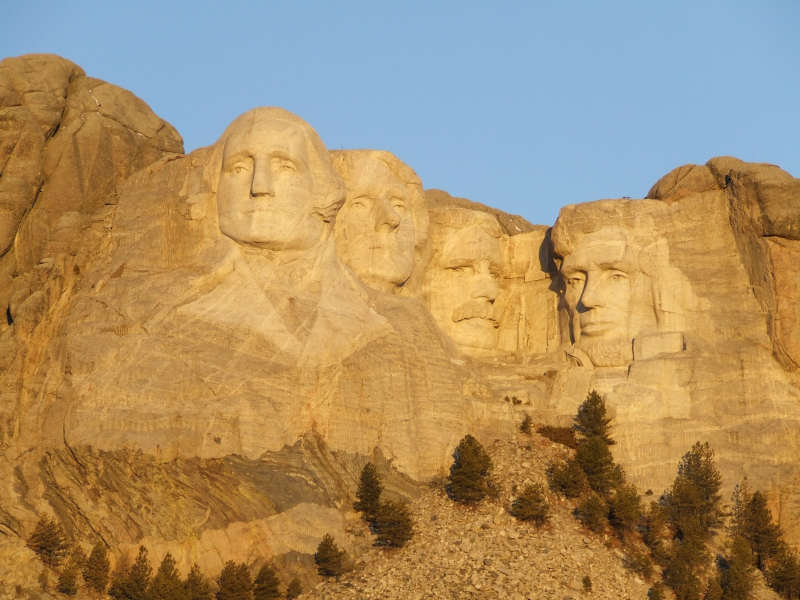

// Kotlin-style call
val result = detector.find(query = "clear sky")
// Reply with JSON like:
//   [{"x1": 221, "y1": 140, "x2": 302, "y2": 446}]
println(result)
[{"x1": 3, "y1": 1, "x2": 798, "y2": 226}]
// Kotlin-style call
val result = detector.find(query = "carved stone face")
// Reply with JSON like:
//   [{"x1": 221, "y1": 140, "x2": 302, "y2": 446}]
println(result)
[
  {"x1": 429, "y1": 220, "x2": 503, "y2": 352},
  {"x1": 216, "y1": 118, "x2": 322, "y2": 251},
  {"x1": 335, "y1": 157, "x2": 415, "y2": 291},
  {"x1": 561, "y1": 227, "x2": 636, "y2": 366}
]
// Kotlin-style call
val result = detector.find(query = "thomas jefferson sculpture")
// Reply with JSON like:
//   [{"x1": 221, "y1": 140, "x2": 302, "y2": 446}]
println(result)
[{"x1": 330, "y1": 150, "x2": 428, "y2": 293}]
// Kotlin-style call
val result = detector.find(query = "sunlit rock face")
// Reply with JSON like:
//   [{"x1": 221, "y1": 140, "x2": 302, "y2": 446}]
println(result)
[
  {"x1": 330, "y1": 150, "x2": 428, "y2": 293},
  {"x1": 550, "y1": 178, "x2": 800, "y2": 541},
  {"x1": 2, "y1": 54, "x2": 800, "y2": 584}
]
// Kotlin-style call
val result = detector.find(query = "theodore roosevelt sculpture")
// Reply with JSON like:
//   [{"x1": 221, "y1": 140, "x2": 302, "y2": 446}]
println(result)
[
  {"x1": 422, "y1": 208, "x2": 505, "y2": 355},
  {"x1": 330, "y1": 150, "x2": 428, "y2": 293}
]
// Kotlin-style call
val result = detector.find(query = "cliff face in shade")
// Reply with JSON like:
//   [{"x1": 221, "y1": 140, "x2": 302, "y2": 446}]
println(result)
[{"x1": 0, "y1": 54, "x2": 799, "y2": 583}]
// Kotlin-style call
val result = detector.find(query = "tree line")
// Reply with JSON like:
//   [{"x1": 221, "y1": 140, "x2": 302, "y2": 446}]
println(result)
[
  {"x1": 27, "y1": 521, "x2": 302, "y2": 600},
  {"x1": 27, "y1": 391, "x2": 800, "y2": 600},
  {"x1": 536, "y1": 390, "x2": 799, "y2": 600}
]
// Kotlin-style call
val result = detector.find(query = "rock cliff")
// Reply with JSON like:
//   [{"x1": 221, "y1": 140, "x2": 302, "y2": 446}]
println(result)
[{"x1": 0, "y1": 54, "x2": 799, "y2": 583}]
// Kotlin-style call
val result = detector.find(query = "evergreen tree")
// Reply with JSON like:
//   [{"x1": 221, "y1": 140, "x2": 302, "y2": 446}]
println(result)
[
  {"x1": 573, "y1": 390, "x2": 614, "y2": 445},
  {"x1": 766, "y1": 544, "x2": 800, "y2": 599},
  {"x1": 447, "y1": 434, "x2": 493, "y2": 504},
  {"x1": 353, "y1": 463, "x2": 383, "y2": 523},
  {"x1": 184, "y1": 564, "x2": 213, "y2": 600},
  {"x1": 70, "y1": 544, "x2": 88, "y2": 571},
  {"x1": 664, "y1": 442, "x2": 723, "y2": 542},
  {"x1": 520, "y1": 414, "x2": 533, "y2": 435},
  {"x1": 704, "y1": 578, "x2": 723, "y2": 600},
  {"x1": 372, "y1": 500, "x2": 414, "y2": 547},
  {"x1": 151, "y1": 552, "x2": 186, "y2": 600},
  {"x1": 109, "y1": 553, "x2": 132, "y2": 599},
  {"x1": 56, "y1": 558, "x2": 80, "y2": 595},
  {"x1": 27, "y1": 514, "x2": 68, "y2": 568},
  {"x1": 642, "y1": 501, "x2": 669, "y2": 565},
  {"x1": 576, "y1": 493, "x2": 608, "y2": 533},
  {"x1": 649, "y1": 582, "x2": 667, "y2": 600},
  {"x1": 253, "y1": 564, "x2": 281, "y2": 600},
  {"x1": 285, "y1": 578, "x2": 302, "y2": 600},
  {"x1": 741, "y1": 491, "x2": 782, "y2": 570},
  {"x1": 84, "y1": 541, "x2": 111, "y2": 594},
  {"x1": 727, "y1": 478, "x2": 751, "y2": 540},
  {"x1": 664, "y1": 546, "x2": 703, "y2": 600},
  {"x1": 547, "y1": 458, "x2": 588, "y2": 498},
  {"x1": 510, "y1": 483, "x2": 550, "y2": 526},
  {"x1": 609, "y1": 483, "x2": 642, "y2": 534},
  {"x1": 314, "y1": 534, "x2": 347, "y2": 578},
  {"x1": 719, "y1": 536, "x2": 754, "y2": 600},
  {"x1": 216, "y1": 561, "x2": 253, "y2": 600},
  {"x1": 575, "y1": 436, "x2": 623, "y2": 496},
  {"x1": 127, "y1": 546, "x2": 154, "y2": 600},
  {"x1": 661, "y1": 443, "x2": 723, "y2": 600}
]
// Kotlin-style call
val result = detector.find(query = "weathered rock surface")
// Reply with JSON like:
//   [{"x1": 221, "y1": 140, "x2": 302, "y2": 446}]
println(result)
[{"x1": 0, "y1": 53, "x2": 799, "y2": 591}]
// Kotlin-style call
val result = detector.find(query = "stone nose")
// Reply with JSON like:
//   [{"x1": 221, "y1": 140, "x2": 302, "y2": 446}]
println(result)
[
  {"x1": 251, "y1": 159, "x2": 275, "y2": 197},
  {"x1": 579, "y1": 275, "x2": 605, "y2": 309},
  {"x1": 471, "y1": 261, "x2": 499, "y2": 302},
  {"x1": 374, "y1": 197, "x2": 401, "y2": 233}
]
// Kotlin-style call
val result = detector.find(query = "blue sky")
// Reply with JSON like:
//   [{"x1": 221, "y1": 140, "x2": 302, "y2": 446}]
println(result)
[{"x1": 3, "y1": 1, "x2": 798, "y2": 226}]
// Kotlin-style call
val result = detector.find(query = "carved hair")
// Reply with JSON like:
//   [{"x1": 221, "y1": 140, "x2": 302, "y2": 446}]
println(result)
[
  {"x1": 329, "y1": 149, "x2": 429, "y2": 248},
  {"x1": 208, "y1": 107, "x2": 346, "y2": 222}
]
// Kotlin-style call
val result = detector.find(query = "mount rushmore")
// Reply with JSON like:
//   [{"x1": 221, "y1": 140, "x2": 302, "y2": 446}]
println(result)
[{"x1": 1, "y1": 54, "x2": 799, "y2": 576}]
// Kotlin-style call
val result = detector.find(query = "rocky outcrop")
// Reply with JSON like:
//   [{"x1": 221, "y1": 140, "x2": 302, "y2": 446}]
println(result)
[{"x1": 0, "y1": 53, "x2": 799, "y2": 586}]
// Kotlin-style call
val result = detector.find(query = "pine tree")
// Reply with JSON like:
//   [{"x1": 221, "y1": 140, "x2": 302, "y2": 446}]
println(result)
[
  {"x1": 109, "y1": 552, "x2": 132, "y2": 599},
  {"x1": 314, "y1": 534, "x2": 347, "y2": 578},
  {"x1": 766, "y1": 544, "x2": 800, "y2": 599},
  {"x1": 372, "y1": 500, "x2": 414, "y2": 547},
  {"x1": 609, "y1": 483, "x2": 642, "y2": 534},
  {"x1": 447, "y1": 434, "x2": 493, "y2": 504},
  {"x1": 665, "y1": 442, "x2": 723, "y2": 542},
  {"x1": 719, "y1": 536, "x2": 754, "y2": 600},
  {"x1": 573, "y1": 390, "x2": 614, "y2": 445},
  {"x1": 520, "y1": 414, "x2": 533, "y2": 435},
  {"x1": 127, "y1": 546, "x2": 154, "y2": 600},
  {"x1": 184, "y1": 564, "x2": 213, "y2": 600},
  {"x1": 84, "y1": 541, "x2": 111, "y2": 594},
  {"x1": 353, "y1": 463, "x2": 383, "y2": 523},
  {"x1": 56, "y1": 558, "x2": 80, "y2": 595},
  {"x1": 741, "y1": 491, "x2": 782, "y2": 570},
  {"x1": 576, "y1": 493, "x2": 608, "y2": 533},
  {"x1": 704, "y1": 578, "x2": 723, "y2": 600},
  {"x1": 649, "y1": 582, "x2": 667, "y2": 600},
  {"x1": 216, "y1": 561, "x2": 253, "y2": 600},
  {"x1": 642, "y1": 501, "x2": 669, "y2": 565},
  {"x1": 27, "y1": 514, "x2": 68, "y2": 568},
  {"x1": 664, "y1": 546, "x2": 703, "y2": 600},
  {"x1": 151, "y1": 552, "x2": 186, "y2": 600},
  {"x1": 575, "y1": 436, "x2": 623, "y2": 496},
  {"x1": 253, "y1": 564, "x2": 281, "y2": 600},
  {"x1": 70, "y1": 544, "x2": 88, "y2": 571},
  {"x1": 285, "y1": 578, "x2": 302, "y2": 600},
  {"x1": 727, "y1": 477, "x2": 751, "y2": 540},
  {"x1": 547, "y1": 458, "x2": 588, "y2": 498},
  {"x1": 510, "y1": 483, "x2": 550, "y2": 526}
]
